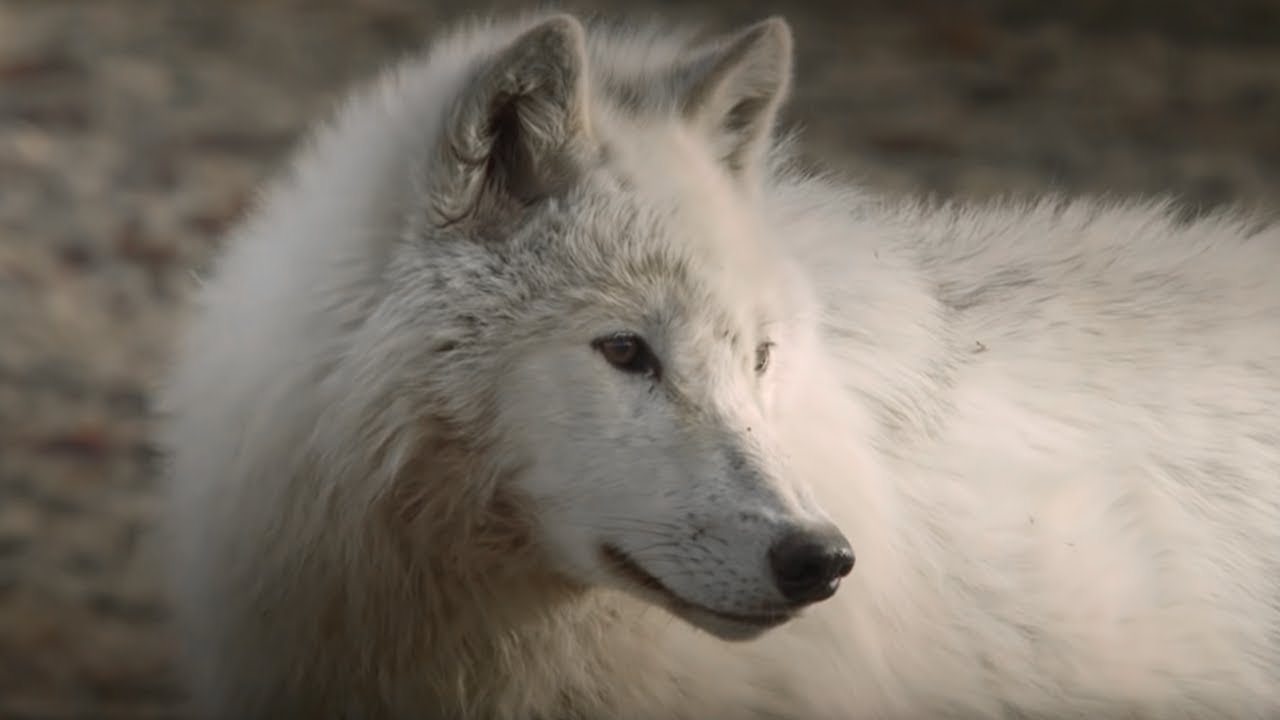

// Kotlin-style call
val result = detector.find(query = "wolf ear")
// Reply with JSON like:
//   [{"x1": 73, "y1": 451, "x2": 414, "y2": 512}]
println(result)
[
  {"x1": 675, "y1": 17, "x2": 792, "y2": 182},
  {"x1": 429, "y1": 15, "x2": 594, "y2": 226}
]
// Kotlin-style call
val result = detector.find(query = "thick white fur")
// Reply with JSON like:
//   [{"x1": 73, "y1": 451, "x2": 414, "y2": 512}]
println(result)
[{"x1": 159, "y1": 10, "x2": 1280, "y2": 720}]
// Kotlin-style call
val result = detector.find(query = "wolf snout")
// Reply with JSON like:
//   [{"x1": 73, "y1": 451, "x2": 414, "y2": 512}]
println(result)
[{"x1": 768, "y1": 524, "x2": 855, "y2": 605}]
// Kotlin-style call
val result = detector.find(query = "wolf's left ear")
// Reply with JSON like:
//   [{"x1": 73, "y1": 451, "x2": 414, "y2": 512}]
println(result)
[
  {"x1": 429, "y1": 15, "x2": 594, "y2": 226},
  {"x1": 675, "y1": 17, "x2": 793, "y2": 183}
]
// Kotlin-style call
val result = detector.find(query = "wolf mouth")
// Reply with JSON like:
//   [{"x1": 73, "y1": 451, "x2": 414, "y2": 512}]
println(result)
[{"x1": 600, "y1": 544, "x2": 796, "y2": 629}]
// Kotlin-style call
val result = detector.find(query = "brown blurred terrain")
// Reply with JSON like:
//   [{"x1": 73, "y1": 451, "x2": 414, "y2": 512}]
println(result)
[{"x1": 1, "y1": 0, "x2": 1278, "y2": 717}]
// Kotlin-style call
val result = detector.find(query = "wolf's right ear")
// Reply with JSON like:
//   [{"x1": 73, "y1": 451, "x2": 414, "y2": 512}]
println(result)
[{"x1": 428, "y1": 15, "x2": 594, "y2": 226}]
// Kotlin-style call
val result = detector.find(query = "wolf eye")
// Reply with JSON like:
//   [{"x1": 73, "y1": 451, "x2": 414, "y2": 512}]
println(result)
[
  {"x1": 593, "y1": 333, "x2": 661, "y2": 379},
  {"x1": 754, "y1": 341, "x2": 773, "y2": 374}
]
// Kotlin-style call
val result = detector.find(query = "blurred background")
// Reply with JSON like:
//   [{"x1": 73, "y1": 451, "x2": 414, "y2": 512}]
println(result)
[{"x1": 1, "y1": 0, "x2": 1278, "y2": 717}]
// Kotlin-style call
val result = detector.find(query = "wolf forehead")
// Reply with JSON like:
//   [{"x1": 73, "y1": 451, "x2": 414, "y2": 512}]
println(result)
[{"x1": 410, "y1": 188, "x2": 772, "y2": 352}]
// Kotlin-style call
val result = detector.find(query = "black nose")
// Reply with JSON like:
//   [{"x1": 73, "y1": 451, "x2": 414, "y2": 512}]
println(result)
[{"x1": 768, "y1": 525, "x2": 855, "y2": 605}]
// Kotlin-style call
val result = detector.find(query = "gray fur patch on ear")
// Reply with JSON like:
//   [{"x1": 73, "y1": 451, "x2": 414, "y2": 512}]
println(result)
[
  {"x1": 677, "y1": 17, "x2": 793, "y2": 181},
  {"x1": 431, "y1": 14, "x2": 594, "y2": 226}
]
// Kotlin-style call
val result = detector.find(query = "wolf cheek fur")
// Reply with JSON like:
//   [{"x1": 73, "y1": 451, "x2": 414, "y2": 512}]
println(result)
[{"x1": 161, "y1": 10, "x2": 1280, "y2": 720}]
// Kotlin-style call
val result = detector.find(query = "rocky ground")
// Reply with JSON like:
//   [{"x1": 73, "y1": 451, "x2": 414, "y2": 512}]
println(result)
[{"x1": 1, "y1": 0, "x2": 1277, "y2": 717}]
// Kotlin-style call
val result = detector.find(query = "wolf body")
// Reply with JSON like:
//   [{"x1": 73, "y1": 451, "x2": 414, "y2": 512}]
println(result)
[{"x1": 160, "y1": 11, "x2": 1280, "y2": 720}]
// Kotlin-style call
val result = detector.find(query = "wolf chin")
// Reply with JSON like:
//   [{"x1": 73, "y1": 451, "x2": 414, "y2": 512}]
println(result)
[{"x1": 159, "y1": 10, "x2": 1280, "y2": 719}]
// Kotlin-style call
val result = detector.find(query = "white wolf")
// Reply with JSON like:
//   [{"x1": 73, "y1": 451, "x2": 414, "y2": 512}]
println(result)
[{"x1": 158, "y1": 10, "x2": 1280, "y2": 720}]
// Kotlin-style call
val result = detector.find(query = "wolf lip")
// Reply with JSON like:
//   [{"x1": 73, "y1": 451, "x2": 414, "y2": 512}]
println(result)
[{"x1": 599, "y1": 544, "x2": 797, "y2": 629}]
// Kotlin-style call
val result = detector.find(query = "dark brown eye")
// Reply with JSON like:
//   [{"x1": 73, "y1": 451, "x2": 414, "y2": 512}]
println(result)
[
  {"x1": 593, "y1": 333, "x2": 661, "y2": 378},
  {"x1": 754, "y1": 341, "x2": 773, "y2": 374}
]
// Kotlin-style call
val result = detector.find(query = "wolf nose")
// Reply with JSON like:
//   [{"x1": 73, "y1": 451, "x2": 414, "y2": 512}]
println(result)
[{"x1": 768, "y1": 525, "x2": 855, "y2": 605}]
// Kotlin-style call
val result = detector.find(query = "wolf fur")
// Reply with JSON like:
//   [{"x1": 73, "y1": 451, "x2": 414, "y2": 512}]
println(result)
[{"x1": 159, "y1": 10, "x2": 1280, "y2": 719}]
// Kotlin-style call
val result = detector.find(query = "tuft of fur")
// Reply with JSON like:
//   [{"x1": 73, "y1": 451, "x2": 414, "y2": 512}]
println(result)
[{"x1": 159, "y1": 10, "x2": 1280, "y2": 720}]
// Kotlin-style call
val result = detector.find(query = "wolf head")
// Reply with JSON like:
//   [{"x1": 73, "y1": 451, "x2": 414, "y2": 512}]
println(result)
[{"x1": 375, "y1": 14, "x2": 853, "y2": 641}]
